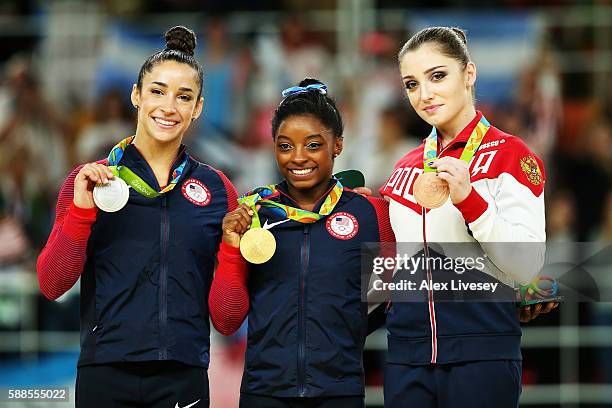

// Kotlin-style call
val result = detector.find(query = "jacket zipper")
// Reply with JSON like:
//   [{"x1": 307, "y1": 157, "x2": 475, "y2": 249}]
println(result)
[
  {"x1": 421, "y1": 136, "x2": 456, "y2": 363},
  {"x1": 298, "y1": 224, "x2": 311, "y2": 397},
  {"x1": 159, "y1": 195, "x2": 169, "y2": 360}
]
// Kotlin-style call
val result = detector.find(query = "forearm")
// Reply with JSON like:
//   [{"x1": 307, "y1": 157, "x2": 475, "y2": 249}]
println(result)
[{"x1": 209, "y1": 242, "x2": 250, "y2": 335}]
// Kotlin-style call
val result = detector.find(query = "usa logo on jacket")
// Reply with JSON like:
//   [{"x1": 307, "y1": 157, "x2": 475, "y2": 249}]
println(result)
[
  {"x1": 326, "y1": 212, "x2": 359, "y2": 240},
  {"x1": 182, "y1": 178, "x2": 211, "y2": 206}
]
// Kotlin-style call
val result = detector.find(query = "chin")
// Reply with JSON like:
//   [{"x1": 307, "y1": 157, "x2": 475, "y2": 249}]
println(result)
[
  {"x1": 149, "y1": 129, "x2": 182, "y2": 144},
  {"x1": 287, "y1": 178, "x2": 316, "y2": 190}
]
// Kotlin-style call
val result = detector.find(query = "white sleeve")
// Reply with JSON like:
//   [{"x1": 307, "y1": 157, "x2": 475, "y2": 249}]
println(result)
[{"x1": 468, "y1": 174, "x2": 546, "y2": 284}]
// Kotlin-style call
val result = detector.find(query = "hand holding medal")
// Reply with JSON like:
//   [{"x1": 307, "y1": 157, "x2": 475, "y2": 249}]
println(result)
[
  {"x1": 222, "y1": 203, "x2": 276, "y2": 265},
  {"x1": 429, "y1": 157, "x2": 472, "y2": 205},
  {"x1": 73, "y1": 162, "x2": 117, "y2": 209},
  {"x1": 223, "y1": 201, "x2": 276, "y2": 264},
  {"x1": 413, "y1": 115, "x2": 491, "y2": 209}
]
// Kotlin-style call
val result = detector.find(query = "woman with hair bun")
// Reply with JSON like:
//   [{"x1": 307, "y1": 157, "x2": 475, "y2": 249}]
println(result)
[
  {"x1": 37, "y1": 26, "x2": 236, "y2": 408},
  {"x1": 379, "y1": 26, "x2": 554, "y2": 407},
  {"x1": 209, "y1": 78, "x2": 395, "y2": 408}
]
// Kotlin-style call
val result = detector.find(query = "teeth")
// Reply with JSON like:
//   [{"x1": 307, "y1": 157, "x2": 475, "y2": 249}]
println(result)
[
  {"x1": 154, "y1": 118, "x2": 177, "y2": 126},
  {"x1": 291, "y1": 168, "x2": 313, "y2": 175}
]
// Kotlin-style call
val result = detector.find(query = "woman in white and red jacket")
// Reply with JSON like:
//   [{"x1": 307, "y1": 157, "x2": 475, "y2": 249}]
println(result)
[{"x1": 379, "y1": 26, "x2": 554, "y2": 408}]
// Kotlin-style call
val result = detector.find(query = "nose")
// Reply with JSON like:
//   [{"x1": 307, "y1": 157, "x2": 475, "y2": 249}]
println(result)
[
  {"x1": 160, "y1": 94, "x2": 177, "y2": 113},
  {"x1": 291, "y1": 146, "x2": 308, "y2": 165},
  {"x1": 419, "y1": 82, "x2": 433, "y2": 102}
]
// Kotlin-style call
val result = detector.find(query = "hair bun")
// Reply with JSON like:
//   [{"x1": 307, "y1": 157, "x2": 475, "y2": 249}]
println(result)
[
  {"x1": 298, "y1": 77, "x2": 324, "y2": 88},
  {"x1": 450, "y1": 27, "x2": 467, "y2": 45},
  {"x1": 164, "y1": 26, "x2": 197, "y2": 56}
]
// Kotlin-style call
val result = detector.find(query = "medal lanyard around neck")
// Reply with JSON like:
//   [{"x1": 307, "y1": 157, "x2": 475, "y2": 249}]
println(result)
[
  {"x1": 238, "y1": 180, "x2": 344, "y2": 229},
  {"x1": 106, "y1": 135, "x2": 188, "y2": 198},
  {"x1": 420, "y1": 115, "x2": 492, "y2": 307},
  {"x1": 422, "y1": 115, "x2": 492, "y2": 173}
]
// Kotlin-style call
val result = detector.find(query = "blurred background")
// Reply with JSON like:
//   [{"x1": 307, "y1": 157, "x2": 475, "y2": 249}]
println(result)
[{"x1": 0, "y1": 0, "x2": 611, "y2": 407}]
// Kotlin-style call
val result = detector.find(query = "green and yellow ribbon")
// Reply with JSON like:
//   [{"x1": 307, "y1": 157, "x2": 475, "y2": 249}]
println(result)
[
  {"x1": 106, "y1": 136, "x2": 188, "y2": 198},
  {"x1": 422, "y1": 115, "x2": 491, "y2": 172},
  {"x1": 238, "y1": 180, "x2": 344, "y2": 229}
]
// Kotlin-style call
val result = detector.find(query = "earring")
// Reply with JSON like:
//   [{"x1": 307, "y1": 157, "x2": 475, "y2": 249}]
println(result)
[
  {"x1": 333, "y1": 153, "x2": 339, "y2": 158},
  {"x1": 134, "y1": 104, "x2": 139, "y2": 109}
]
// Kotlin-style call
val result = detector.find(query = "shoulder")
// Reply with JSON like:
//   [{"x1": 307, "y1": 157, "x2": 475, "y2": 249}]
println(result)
[
  {"x1": 189, "y1": 157, "x2": 236, "y2": 191},
  {"x1": 341, "y1": 189, "x2": 388, "y2": 216},
  {"x1": 471, "y1": 127, "x2": 545, "y2": 196}
]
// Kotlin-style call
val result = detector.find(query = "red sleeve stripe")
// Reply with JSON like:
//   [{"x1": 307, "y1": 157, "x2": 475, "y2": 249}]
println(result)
[
  {"x1": 209, "y1": 242, "x2": 250, "y2": 335},
  {"x1": 453, "y1": 187, "x2": 489, "y2": 224},
  {"x1": 213, "y1": 168, "x2": 239, "y2": 212},
  {"x1": 37, "y1": 166, "x2": 97, "y2": 300},
  {"x1": 366, "y1": 196, "x2": 396, "y2": 243}
]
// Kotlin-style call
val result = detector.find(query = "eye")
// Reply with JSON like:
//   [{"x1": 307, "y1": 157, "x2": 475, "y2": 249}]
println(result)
[
  {"x1": 151, "y1": 88, "x2": 163, "y2": 95},
  {"x1": 306, "y1": 142, "x2": 322, "y2": 150},
  {"x1": 404, "y1": 80, "x2": 417, "y2": 90},
  {"x1": 431, "y1": 71, "x2": 447, "y2": 81},
  {"x1": 277, "y1": 143, "x2": 292, "y2": 151},
  {"x1": 178, "y1": 94, "x2": 192, "y2": 102}
]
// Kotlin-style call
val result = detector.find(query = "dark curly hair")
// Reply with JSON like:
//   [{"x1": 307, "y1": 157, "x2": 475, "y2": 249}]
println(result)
[
  {"x1": 136, "y1": 26, "x2": 204, "y2": 99},
  {"x1": 272, "y1": 78, "x2": 343, "y2": 140}
]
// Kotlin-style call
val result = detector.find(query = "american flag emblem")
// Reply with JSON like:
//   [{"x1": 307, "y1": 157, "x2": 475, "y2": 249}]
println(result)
[
  {"x1": 182, "y1": 178, "x2": 211, "y2": 206},
  {"x1": 326, "y1": 212, "x2": 359, "y2": 240},
  {"x1": 335, "y1": 216, "x2": 349, "y2": 225}
]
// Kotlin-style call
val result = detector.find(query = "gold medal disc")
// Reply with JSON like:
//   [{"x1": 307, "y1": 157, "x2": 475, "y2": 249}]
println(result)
[
  {"x1": 413, "y1": 172, "x2": 450, "y2": 209},
  {"x1": 240, "y1": 228, "x2": 277, "y2": 264}
]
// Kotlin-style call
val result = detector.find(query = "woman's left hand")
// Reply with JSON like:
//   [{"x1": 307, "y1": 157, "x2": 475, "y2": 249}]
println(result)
[
  {"x1": 518, "y1": 301, "x2": 559, "y2": 323},
  {"x1": 430, "y1": 157, "x2": 472, "y2": 204}
]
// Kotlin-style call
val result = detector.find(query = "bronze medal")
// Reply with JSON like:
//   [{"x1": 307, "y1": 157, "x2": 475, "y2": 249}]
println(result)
[
  {"x1": 240, "y1": 228, "x2": 277, "y2": 264},
  {"x1": 413, "y1": 172, "x2": 449, "y2": 209}
]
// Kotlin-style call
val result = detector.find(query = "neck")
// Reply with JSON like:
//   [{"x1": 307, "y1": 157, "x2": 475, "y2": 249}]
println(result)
[
  {"x1": 436, "y1": 106, "x2": 477, "y2": 147},
  {"x1": 132, "y1": 131, "x2": 182, "y2": 187},
  {"x1": 286, "y1": 179, "x2": 332, "y2": 212}
]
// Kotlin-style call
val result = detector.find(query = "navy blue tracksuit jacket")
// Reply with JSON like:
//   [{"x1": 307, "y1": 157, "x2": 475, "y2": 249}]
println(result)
[
  {"x1": 75, "y1": 145, "x2": 235, "y2": 368},
  {"x1": 241, "y1": 181, "x2": 392, "y2": 398}
]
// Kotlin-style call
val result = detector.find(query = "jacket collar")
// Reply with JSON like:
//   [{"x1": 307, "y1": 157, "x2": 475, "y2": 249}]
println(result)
[
  {"x1": 119, "y1": 143, "x2": 189, "y2": 190},
  {"x1": 428, "y1": 110, "x2": 484, "y2": 154},
  {"x1": 275, "y1": 179, "x2": 337, "y2": 213}
]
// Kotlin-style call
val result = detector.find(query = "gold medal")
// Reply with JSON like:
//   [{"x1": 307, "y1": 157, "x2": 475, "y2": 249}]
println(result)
[
  {"x1": 240, "y1": 228, "x2": 277, "y2": 264},
  {"x1": 413, "y1": 172, "x2": 449, "y2": 209}
]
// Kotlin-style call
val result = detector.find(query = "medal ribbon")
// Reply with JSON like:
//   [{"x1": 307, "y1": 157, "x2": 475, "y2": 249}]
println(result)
[
  {"x1": 106, "y1": 136, "x2": 188, "y2": 198},
  {"x1": 422, "y1": 115, "x2": 491, "y2": 172},
  {"x1": 238, "y1": 180, "x2": 344, "y2": 229}
]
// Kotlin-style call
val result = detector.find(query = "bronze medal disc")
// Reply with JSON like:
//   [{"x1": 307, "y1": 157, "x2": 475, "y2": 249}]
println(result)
[
  {"x1": 240, "y1": 228, "x2": 277, "y2": 264},
  {"x1": 413, "y1": 172, "x2": 450, "y2": 209}
]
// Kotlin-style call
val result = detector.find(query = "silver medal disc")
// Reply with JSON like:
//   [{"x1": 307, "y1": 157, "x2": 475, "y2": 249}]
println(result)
[{"x1": 93, "y1": 177, "x2": 130, "y2": 212}]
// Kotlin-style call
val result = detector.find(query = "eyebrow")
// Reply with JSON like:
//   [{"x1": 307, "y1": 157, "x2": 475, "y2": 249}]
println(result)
[
  {"x1": 402, "y1": 65, "x2": 447, "y2": 80},
  {"x1": 276, "y1": 134, "x2": 324, "y2": 140},
  {"x1": 151, "y1": 81, "x2": 194, "y2": 93}
]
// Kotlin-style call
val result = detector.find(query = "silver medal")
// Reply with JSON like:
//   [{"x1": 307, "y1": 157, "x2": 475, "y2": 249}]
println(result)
[{"x1": 93, "y1": 177, "x2": 130, "y2": 212}]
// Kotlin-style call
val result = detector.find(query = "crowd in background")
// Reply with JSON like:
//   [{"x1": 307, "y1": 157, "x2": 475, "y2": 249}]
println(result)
[{"x1": 0, "y1": 0, "x2": 611, "y2": 405}]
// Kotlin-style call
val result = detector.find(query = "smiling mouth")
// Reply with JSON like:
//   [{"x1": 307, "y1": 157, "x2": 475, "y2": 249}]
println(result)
[
  {"x1": 424, "y1": 105, "x2": 442, "y2": 113},
  {"x1": 290, "y1": 168, "x2": 315, "y2": 176},
  {"x1": 153, "y1": 117, "x2": 179, "y2": 127}
]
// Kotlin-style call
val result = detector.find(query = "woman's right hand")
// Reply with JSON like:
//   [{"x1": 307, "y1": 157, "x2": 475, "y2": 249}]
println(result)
[
  {"x1": 222, "y1": 203, "x2": 255, "y2": 248},
  {"x1": 73, "y1": 163, "x2": 115, "y2": 209}
]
